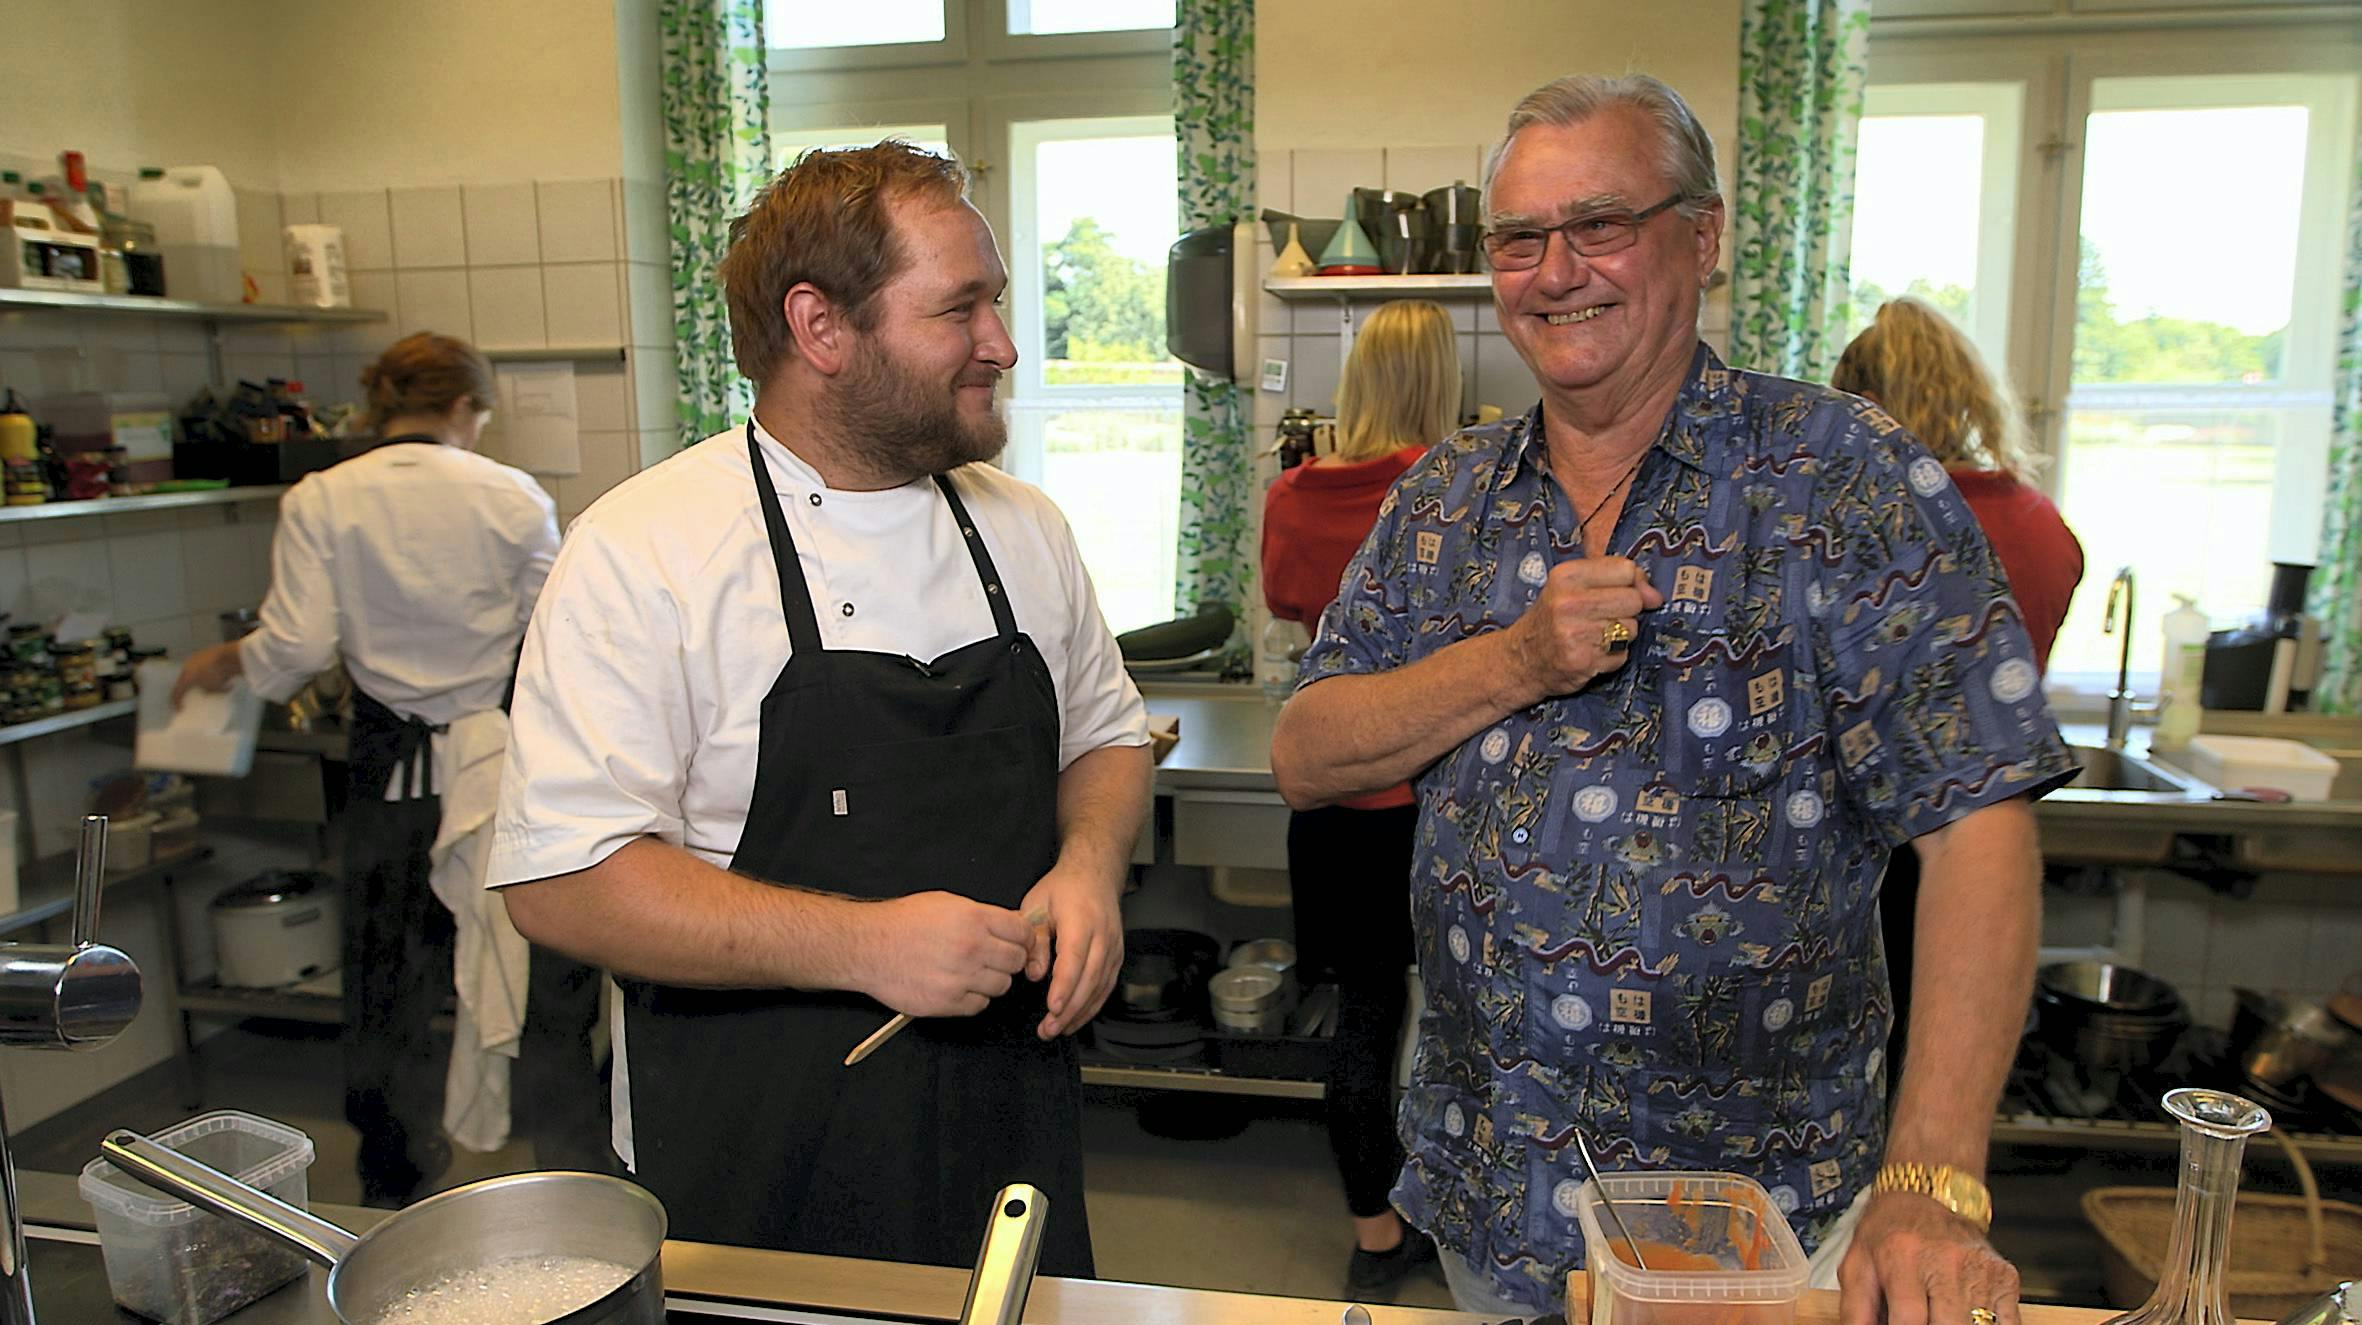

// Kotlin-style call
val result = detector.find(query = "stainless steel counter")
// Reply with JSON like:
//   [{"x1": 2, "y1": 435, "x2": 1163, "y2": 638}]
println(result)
[{"x1": 1140, "y1": 682, "x2": 2362, "y2": 872}]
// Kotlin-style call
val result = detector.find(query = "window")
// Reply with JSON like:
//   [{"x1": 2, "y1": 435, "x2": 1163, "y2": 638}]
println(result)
[
  {"x1": 1006, "y1": 0, "x2": 1174, "y2": 34},
  {"x1": 767, "y1": 2, "x2": 944, "y2": 49},
  {"x1": 772, "y1": 122, "x2": 953, "y2": 167},
  {"x1": 2048, "y1": 74, "x2": 2352, "y2": 680},
  {"x1": 1846, "y1": 82, "x2": 2022, "y2": 368},
  {"x1": 1858, "y1": 20, "x2": 2358, "y2": 698},
  {"x1": 1001, "y1": 116, "x2": 1183, "y2": 635}
]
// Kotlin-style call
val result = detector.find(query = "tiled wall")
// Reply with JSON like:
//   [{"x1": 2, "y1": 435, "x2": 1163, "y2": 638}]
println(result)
[{"x1": 2123, "y1": 872, "x2": 2359, "y2": 1029}]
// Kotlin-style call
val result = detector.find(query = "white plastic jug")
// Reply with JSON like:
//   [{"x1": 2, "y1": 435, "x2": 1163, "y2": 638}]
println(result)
[
  {"x1": 127, "y1": 166, "x2": 241, "y2": 305},
  {"x1": 135, "y1": 659, "x2": 262, "y2": 778}
]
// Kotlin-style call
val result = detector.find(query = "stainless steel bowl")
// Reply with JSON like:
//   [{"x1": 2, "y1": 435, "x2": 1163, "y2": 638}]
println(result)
[{"x1": 2037, "y1": 961, "x2": 2180, "y2": 1013}]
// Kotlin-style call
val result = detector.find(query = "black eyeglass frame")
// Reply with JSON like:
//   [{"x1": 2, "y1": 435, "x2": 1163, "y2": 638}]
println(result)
[{"x1": 1480, "y1": 192, "x2": 1688, "y2": 270}]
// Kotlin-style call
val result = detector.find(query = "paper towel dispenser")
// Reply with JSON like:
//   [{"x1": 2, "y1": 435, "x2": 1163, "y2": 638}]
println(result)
[{"x1": 1165, "y1": 220, "x2": 1258, "y2": 382}]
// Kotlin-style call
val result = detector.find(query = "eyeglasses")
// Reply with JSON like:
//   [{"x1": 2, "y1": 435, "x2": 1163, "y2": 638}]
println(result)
[{"x1": 1480, "y1": 193, "x2": 1685, "y2": 271}]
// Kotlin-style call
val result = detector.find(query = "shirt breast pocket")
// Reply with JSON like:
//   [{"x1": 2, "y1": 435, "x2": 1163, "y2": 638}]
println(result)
[{"x1": 1648, "y1": 625, "x2": 1808, "y2": 800}]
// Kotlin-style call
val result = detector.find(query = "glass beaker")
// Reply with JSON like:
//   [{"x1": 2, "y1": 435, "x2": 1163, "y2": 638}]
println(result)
[{"x1": 2101, "y1": 1087, "x2": 2272, "y2": 1325}]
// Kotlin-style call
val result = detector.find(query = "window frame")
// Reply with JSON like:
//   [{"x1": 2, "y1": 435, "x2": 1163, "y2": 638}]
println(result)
[{"x1": 766, "y1": 1, "x2": 967, "y2": 74}]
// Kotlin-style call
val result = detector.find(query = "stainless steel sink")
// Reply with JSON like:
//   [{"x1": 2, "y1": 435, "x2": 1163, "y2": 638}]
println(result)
[{"x1": 2066, "y1": 744, "x2": 2207, "y2": 794}]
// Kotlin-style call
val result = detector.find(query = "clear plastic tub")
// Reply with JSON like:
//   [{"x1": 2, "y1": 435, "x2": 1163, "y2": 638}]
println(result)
[
  {"x1": 79, "y1": 1111, "x2": 317, "y2": 1325},
  {"x1": 1574, "y1": 1170, "x2": 1810, "y2": 1325}
]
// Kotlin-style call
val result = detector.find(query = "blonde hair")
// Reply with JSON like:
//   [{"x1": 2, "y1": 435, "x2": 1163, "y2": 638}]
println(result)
[
  {"x1": 1832, "y1": 297, "x2": 2040, "y2": 482},
  {"x1": 1334, "y1": 301, "x2": 1461, "y2": 463}
]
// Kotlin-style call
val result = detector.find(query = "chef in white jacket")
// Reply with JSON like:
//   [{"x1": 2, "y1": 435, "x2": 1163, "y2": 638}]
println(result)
[{"x1": 176, "y1": 331, "x2": 575, "y2": 1203}]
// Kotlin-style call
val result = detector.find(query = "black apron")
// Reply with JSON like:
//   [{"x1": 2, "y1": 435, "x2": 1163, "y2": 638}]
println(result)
[{"x1": 618, "y1": 425, "x2": 1091, "y2": 1275}]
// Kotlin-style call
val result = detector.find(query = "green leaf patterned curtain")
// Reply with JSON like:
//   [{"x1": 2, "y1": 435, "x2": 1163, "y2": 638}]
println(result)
[
  {"x1": 1173, "y1": 0, "x2": 1254, "y2": 634},
  {"x1": 2306, "y1": 135, "x2": 2362, "y2": 714},
  {"x1": 660, "y1": 0, "x2": 771, "y2": 451},
  {"x1": 1726, "y1": 0, "x2": 1872, "y2": 381}
]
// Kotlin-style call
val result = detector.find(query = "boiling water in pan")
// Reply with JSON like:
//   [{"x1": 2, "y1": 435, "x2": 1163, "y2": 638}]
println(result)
[{"x1": 368, "y1": 1253, "x2": 635, "y2": 1325}]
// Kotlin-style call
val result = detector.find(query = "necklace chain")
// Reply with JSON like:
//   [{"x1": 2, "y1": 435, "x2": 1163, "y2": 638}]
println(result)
[{"x1": 1572, "y1": 450, "x2": 1650, "y2": 543}]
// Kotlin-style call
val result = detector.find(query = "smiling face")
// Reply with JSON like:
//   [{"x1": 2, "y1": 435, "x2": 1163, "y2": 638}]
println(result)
[
  {"x1": 1486, "y1": 106, "x2": 1724, "y2": 422},
  {"x1": 818, "y1": 196, "x2": 1017, "y2": 478}
]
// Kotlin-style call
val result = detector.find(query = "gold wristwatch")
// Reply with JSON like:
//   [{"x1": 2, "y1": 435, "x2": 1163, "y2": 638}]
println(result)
[{"x1": 1873, "y1": 1162, "x2": 1993, "y2": 1232}]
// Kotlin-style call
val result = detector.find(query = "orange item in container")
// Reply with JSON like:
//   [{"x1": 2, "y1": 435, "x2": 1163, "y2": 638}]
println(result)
[{"x1": 1573, "y1": 1170, "x2": 1808, "y2": 1325}]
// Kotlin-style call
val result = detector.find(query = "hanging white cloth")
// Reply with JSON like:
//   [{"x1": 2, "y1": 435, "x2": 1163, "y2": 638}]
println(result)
[{"x1": 427, "y1": 709, "x2": 529, "y2": 1153}]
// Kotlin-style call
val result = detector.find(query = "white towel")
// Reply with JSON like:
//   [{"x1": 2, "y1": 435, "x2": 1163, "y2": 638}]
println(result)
[{"x1": 427, "y1": 709, "x2": 529, "y2": 1153}]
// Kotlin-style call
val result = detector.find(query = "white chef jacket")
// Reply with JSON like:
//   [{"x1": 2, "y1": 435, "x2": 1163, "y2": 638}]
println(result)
[
  {"x1": 485, "y1": 422, "x2": 1150, "y2": 1164},
  {"x1": 239, "y1": 442, "x2": 560, "y2": 728}
]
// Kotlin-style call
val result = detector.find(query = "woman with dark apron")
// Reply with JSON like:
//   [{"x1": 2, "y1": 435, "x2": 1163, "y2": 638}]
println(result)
[{"x1": 176, "y1": 332, "x2": 569, "y2": 1204}]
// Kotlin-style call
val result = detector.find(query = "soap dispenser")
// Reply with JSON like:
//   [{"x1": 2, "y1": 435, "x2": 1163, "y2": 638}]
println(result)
[{"x1": 2156, "y1": 594, "x2": 2207, "y2": 749}]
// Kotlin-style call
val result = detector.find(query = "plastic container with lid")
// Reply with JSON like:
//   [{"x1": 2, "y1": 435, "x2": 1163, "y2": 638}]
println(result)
[
  {"x1": 126, "y1": 166, "x2": 241, "y2": 305},
  {"x1": 1573, "y1": 1171, "x2": 1809, "y2": 1325},
  {"x1": 78, "y1": 1110, "x2": 316, "y2": 1325}
]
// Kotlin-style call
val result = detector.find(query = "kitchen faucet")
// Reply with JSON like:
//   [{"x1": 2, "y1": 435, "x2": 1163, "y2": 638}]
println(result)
[
  {"x1": 0, "y1": 817, "x2": 141, "y2": 1325},
  {"x1": 2103, "y1": 566, "x2": 2136, "y2": 751}
]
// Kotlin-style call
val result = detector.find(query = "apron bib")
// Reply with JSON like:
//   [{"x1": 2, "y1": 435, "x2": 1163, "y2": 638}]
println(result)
[{"x1": 619, "y1": 425, "x2": 1089, "y2": 1275}]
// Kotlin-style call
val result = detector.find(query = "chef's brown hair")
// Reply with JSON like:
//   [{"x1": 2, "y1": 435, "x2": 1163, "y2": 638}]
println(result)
[
  {"x1": 1834, "y1": 296, "x2": 2040, "y2": 482},
  {"x1": 720, "y1": 140, "x2": 970, "y2": 384},
  {"x1": 360, "y1": 332, "x2": 495, "y2": 430}
]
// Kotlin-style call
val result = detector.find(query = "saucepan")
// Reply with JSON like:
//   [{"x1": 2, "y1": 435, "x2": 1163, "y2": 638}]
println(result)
[
  {"x1": 101, "y1": 1129, "x2": 1054, "y2": 1325},
  {"x1": 101, "y1": 1129, "x2": 666, "y2": 1324}
]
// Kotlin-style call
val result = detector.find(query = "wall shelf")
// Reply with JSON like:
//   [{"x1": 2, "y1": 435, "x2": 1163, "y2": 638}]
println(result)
[
  {"x1": 0, "y1": 843, "x2": 210, "y2": 938},
  {"x1": 0, "y1": 288, "x2": 386, "y2": 324},
  {"x1": 1263, "y1": 274, "x2": 1491, "y2": 300},
  {"x1": 484, "y1": 345, "x2": 628, "y2": 364},
  {"x1": 0, "y1": 700, "x2": 137, "y2": 751},
  {"x1": 0, "y1": 485, "x2": 287, "y2": 526}
]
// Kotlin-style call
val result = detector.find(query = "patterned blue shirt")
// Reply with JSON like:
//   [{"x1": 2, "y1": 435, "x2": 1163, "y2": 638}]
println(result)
[{"x1": 1298, "y1": 344, "x2": 2077, "y2": 1312}]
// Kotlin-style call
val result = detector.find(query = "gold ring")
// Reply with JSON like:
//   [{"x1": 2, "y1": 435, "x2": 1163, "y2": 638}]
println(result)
[
  {"x1": 1971, "y1": 1309, "x2": 1999, "y2": 1325},
  {"x1": 1600, "y1": 620, "x2": 1634, "y2": 653}
]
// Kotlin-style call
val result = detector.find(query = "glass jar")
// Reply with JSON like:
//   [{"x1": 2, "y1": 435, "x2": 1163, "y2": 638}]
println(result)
[
  {"x1": 63, "y1": 681, "x2": 100, "y2": 711},
  {"x1": 55, "y1": 642, "x2": 98, "y2": 691}
]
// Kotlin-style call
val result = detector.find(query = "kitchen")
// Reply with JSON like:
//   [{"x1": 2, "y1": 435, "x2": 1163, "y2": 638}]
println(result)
[{"x1": 2, "y1": 0, "x2": 2360, "y2": 1323}]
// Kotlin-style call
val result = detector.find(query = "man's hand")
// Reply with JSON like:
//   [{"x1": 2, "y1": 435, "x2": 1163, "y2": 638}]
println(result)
[
  {"x1": 1838, "y1": 1190, "x2": 2021, "y2": 1325},
  {"x1": 1019, "y1": 863, "x2": 1123, "y2": 1040},
  {"x1": 853, "y1": 891, "x2": 1034, "y2": 1018},
  {"x1": 171, "y1": 642, "x2": 246, "y2": 707},
  {"x1": 1502, "y1": 556, "x2": 1665, "y2": 703}
]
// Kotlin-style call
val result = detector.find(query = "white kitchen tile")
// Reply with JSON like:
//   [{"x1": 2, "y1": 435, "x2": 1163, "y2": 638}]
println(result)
[
  {"x1": 325, "y1": 355, "x2": 372, "y2": 409},
  {"x1": 1, "y1": 347, "x2": 89, "y2": 395},
  {"x1": 561, "y1": 429, "x2": 638, "y2": 496},
  {"x1": 320, "y1": 190, "x2": 395, "y2": 271},
  {"x1": 22, "y1": 538, "x2": 113, "y2": 621},
  {"x1": 390, "y1": 187, "x2": 468, "y2": 268},
  {"x1": 395, "y1": 269, "x2": 473, "y2": 341},
  {"x1": 1473, "y1": 331, "x2": 1538, "y2": 416},
  {"x1": 154, "y1": 319, "x2": 209, "y2": 354},
  {"x1": 538, "y1": 179, "x2": 620, "y2": 263},
  {"x1": 2303, "y1": 903, "x2": 2362, "y2": 998},
  {"x1": 622, "y1": 180, "x2": 669, "y2": 265},
  {"x1": 1257, "y1": 151, "x2": 1290, "y2": 214},
  {"x1": 236, "y1": 189, "x2": 285, "y2": 283},
  {"x1": 0, "y1": 312, "x2": 59, "y2": 350},
  {"x1": 574, "y1": 362, "x2": 632, "y2": 432},
  {"x1": 1384, "y1": 145, "x2": 1483, "y2": 195},
  {"x1": 1288, "y1": 335, "x2": 1341, "y2": 414},
  {"x1": 106, "y1": 529, "x2": 189, "y2": 622},
  {"x1": 292, "y1": 352, "x2": 339, "y2": 403},
  {"x1": 159, "y1": 353, "x2": 213, "y2": 401},
  {"x1": 340, "y1": 272, "x2": 403, "y2": 355},
  {"x1": 0, "y1": 547, "x2": 27, "y2": 619},
  {"x1": 2204, "y1": 901, "x2": 2311, "y2": 995},
  {"x1": 631, "y1": 351, "x2": 678, "y2": 431},
  {"x1": 625, "y1": 262, "x2": 675, "y2": 347},
  {"x1": 241, "y1": 518, "x2": 278, "y2": 586},
  {"x1": 469, "y1": 267, "x2": 547, "y2": 351},
  {"x1": 1290, "y1": 293, "x2": 1348, "y2": 338},
  {"x1": 101, "y1": 511, "x2": 181, "y2": 538},
  {"x1": 1455, "y1": 331, "x2": 1479, "y2": 426},
  {"x1": 249, "y1": 272, "x2": 290, "y2": 306},
  {"x1": 638, "y1": 428, "x2": 681, "y2": 472},
  {"x1": 463, "y1": 183, "x2": 541, "y2": 267},
  {"x1": 279, "y1": 191, "x2": 319, "y2": 225},
  {"x1": 222, "y1": 350, "x2": 299, "y2": 388},
  {"x1": 130, "y1": 615, "x2": 197, "y2": 664},
  {"x1": 1289, "y1": 150, "x2": 1382, "y2": 229},
  {"x1": 542, "y1": 263, "x2": 625, "y2": 347},
  {"x1": 90, "y1": 348, "x2": 164, "y2": 396},
  {"x1": 180, "y1": 516, "x2": 259, "y2": 615},
  {"x1": 81, "y1": 317, "x2": 160, "y2": 356}
]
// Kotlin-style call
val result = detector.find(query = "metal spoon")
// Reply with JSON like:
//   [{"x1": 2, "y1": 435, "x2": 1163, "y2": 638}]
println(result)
[{"x1": 1573, "y1": 1125, "x2": 1648, "y2": 1271}]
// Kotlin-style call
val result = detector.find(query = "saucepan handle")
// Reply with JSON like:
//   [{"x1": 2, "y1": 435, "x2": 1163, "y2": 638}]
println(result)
[
  {"x1": 101, "y1": 1130, "x2": 361, "y2": 1267},
  {"x1": 957, "y1": 1183, "x2": 1047, "y2": 1325}
]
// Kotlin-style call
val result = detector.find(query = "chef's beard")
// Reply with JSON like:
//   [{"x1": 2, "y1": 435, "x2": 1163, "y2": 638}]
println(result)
[{"x1": 820, "y1": 340, "x2": 1006, "y2": 482}]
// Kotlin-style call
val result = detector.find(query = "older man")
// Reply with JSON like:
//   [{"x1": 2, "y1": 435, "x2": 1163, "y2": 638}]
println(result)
[{"x1": 1271, "y1": 75, "x2": 2076, "y2": 1321}]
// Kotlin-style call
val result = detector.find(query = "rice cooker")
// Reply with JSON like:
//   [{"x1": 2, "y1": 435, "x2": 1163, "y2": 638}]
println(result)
[{"x1": 210, "y1": 872, "x2": 341, "y2": 988}]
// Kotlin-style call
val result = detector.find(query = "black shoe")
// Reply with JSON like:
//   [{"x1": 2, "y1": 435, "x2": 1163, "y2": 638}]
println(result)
[
  {"x1": 1345, "y1": 1231, "x2": 1435, "y2": 1292},
  {"x1": 359, "y1": 1135, "x2": 451, "y2": 1207}
]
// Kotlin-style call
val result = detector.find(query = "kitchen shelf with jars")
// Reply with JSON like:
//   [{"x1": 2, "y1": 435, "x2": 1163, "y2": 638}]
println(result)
[{"x1": 0, "y1": 286, "x2": 386, "y2": 324}]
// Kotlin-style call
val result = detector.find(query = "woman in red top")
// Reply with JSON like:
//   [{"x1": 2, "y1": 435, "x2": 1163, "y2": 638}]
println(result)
[
  {"x1": 1833, "y1": 296, "x2": 2084, "y2": 1093},
  {"x1": 1262, "y1": 299, "x2": 1458, "y2": 1294}
]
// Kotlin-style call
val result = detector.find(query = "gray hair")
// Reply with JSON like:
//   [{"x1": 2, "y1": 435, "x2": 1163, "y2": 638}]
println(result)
[{"x1": 1482, "y1": 74, "x2": 1722, "y2": 219}]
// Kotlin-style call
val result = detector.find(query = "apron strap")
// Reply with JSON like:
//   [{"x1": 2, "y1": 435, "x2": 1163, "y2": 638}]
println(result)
[
  {"x1": 746, "y1": 423, "x2": 825, "y2": 656},
  {"x1": 933, "y1": 473, "x2": 1017, "y2": 640}
]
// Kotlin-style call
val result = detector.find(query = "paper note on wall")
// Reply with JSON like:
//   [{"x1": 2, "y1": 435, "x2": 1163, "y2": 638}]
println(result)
[{"x1": 489, "y1": 362, "x2": 581, "y2": 476}]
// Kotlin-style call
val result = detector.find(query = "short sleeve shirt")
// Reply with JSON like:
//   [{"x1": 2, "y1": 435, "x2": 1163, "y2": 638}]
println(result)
[{"x1": 1298, "y1": 345, "x2": 2076, "y2": 1312}]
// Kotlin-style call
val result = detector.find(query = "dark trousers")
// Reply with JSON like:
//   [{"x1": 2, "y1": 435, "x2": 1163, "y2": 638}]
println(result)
[
  {"x1": 518, "y1": 944, "x2": 615, "y2": 1173},
  {"x1": 1880, "y1": 845, "x2": 1919, "y2": 1099},
  {"x1": 1288, "y1": 803, "x2": 1419, "y2": 1219},
  {"x1": 341, "y1": 793, "x2": 452, "y2": 1198}
]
